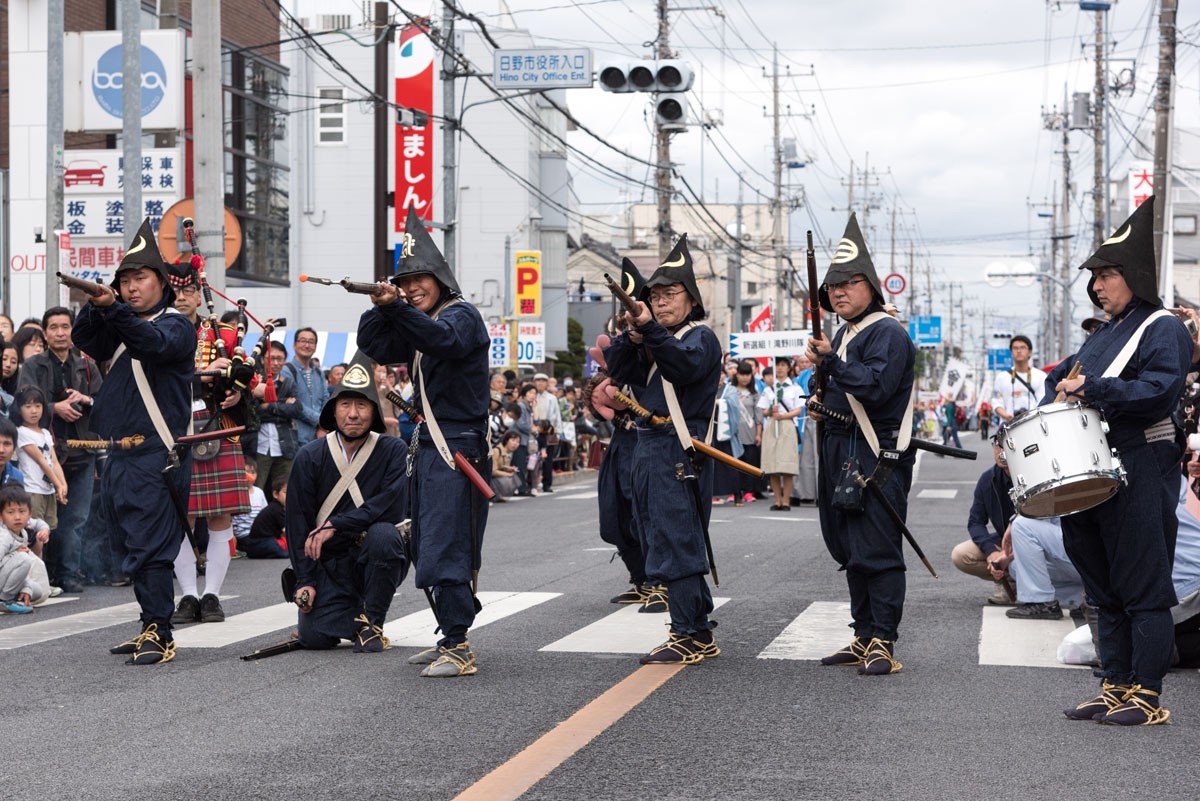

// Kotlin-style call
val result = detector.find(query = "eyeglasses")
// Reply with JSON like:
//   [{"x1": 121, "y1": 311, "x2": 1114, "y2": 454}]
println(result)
[
  {"x1": 824, "y1": 278, "x2": 868, "y2": 293},
  {"x1": 649, "y1": 288, "x2": 688, "y2": 304},
  {"x1": 295, "y1": 338, "x2": 317, "y2": 345}
]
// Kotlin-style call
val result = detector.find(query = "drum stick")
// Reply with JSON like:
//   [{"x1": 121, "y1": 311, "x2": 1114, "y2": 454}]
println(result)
[{"x1": 1053, "y1": 362, "x2": 1082, "y2": 403}]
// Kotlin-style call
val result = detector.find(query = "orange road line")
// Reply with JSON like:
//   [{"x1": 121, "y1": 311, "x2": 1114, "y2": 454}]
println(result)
[{"x1": 451, "y1": 664, "x2": 686, "y2": 801}]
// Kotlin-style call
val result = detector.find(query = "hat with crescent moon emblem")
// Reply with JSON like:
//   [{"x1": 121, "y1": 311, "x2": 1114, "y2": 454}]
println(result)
[
  {"x1": 639, "y1": 234, "x2": 705, "y2": 319},
  {"x1": 1079, "y1": 195, "x2": 1159, "y2": 306},
  {"x1": 391, "y1": 206, "x2": 461, "y2": 297},
  {"x1": 819, "y1": 213, "x2": 885, "y2": 313},
  {"x1": 110, "y1": 217, "x2": 173, "y2": 297}
]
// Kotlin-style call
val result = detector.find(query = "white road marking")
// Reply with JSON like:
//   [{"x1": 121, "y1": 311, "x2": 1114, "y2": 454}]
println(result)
[
  {"x1": 552, "y1": 491, "x2": 598, "y2": 500},
  {"x1": 911, "y1": 449, "x2": 924, "y2": 485},
  {"x1": 757, "y1": 601, "x2": 853, "y2": 661},
  {"x1": 584, "y1": 546, "x2": 618, "y2": 552},
  {"x1": 978, "y1": 606, "x2": 1087, "y2": 670},
  {"x1": 0, "y1": 595, "x2": 238, "y2": 650},
  {"x1": 917, "y1": 488, "x2": 958, "y2": 499},
  {"x1": 174, "y1": 602, "x2": 297, "y2": 648},
  {"x1": 746, "y1": 516, "x2": 817, "y2": 522},
  {"x1": 38, "y1": 596, "x2": 79, "y2": 607},
  {"x1": 916, "y1": 480, "x2": 978, "y2": 485},
  {"x1": 386, "y1": 591, "x2": 561, "y2": 648},
  {"x1": 540, "y1": 597, "x2": 731, "y2": 654}
]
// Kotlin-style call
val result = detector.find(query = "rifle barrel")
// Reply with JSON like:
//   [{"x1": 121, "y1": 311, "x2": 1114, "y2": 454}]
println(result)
[
  {"x1": 603, "y1": 273, "x2": 640, "y2": 316},
  {"x1": 298, "y1": 274, "x2": 380, "y2": 295},
  {"x1": 56, "y1": 272, "x2": 107, "y2": 297}
]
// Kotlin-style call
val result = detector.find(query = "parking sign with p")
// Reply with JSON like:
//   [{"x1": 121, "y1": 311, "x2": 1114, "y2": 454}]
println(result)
[{"x1": 515, "y1": 251, "x2": 541, "y2": 316}]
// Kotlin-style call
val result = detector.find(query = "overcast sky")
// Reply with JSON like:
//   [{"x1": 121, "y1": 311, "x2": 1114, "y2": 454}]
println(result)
[{"x1": 297, "y1": 0, "x2": 1200, "y2": 361}]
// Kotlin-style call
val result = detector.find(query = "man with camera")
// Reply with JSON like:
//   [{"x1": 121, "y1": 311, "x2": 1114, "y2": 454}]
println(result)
[{"x1": 18, "y1": 306, "x2": 103, "y2": 593}]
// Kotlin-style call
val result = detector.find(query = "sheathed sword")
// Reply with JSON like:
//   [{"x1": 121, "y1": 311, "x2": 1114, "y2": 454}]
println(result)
[{"x1": 609, "y1": 390, "x2": 720, "y2": 586}]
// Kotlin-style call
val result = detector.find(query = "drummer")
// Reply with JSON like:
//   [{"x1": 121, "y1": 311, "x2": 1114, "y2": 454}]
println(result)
[
  {"x1": 1047, "y1": 197, "x2": 1192, "y2": 727},
  {"x1": 992, "y1": 335, "x2": 1045, "y2": 422}
]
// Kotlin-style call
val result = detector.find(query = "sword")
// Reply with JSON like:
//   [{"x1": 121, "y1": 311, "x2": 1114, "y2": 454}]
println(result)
[
  {"x1": 676, "y1": 458, "x2": 719, "y2": 587},
  {"x1": 852, "y1": 449, "x2": 937, "y2": 578},
  {"x1": 807, "y1": 399, "x2": 977, "y2": 461}
]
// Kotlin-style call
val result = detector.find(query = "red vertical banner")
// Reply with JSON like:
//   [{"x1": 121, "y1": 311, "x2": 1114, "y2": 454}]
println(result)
[
  {"x1": 749, "y1": 305, "x2": 773, "y2": 372},
  {"x1": 395, "y1": 23, "x2": 435, "y2": 231}
]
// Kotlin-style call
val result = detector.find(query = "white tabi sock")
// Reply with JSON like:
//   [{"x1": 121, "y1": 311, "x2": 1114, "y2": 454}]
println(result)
[
  {"x1": 203, "y1": 525, "x2": 234, "y2": 598},
  {"x1": 174, "y1": 545, "x2": 199, "y2": 598}
]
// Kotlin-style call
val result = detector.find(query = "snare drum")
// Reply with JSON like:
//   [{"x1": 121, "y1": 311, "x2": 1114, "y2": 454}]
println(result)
[{"x1": 1001, "y1": 401, "x2": 1126, "y2": 518}]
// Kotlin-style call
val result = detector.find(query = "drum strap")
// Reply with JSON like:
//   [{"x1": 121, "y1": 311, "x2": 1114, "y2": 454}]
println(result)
[
  {"x1": 836, "y1": 312, "x2": 915, "y2": 457},
  {"x1": 1101, "y1": 309, "x2": 1174, "y2": 379}
]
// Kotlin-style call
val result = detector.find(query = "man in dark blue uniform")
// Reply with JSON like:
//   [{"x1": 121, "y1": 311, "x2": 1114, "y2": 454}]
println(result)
[
  {"x1": 357, "y1": 207, "x2": 491, "y2": 677},
  {"x1": 806, "y1": 213, "x2": 916, "y2": 676},
  {"x1": 1051, "y1": 197, "x2": 1191, "y2": 726},
  {"x1": 605, "y1": 235, "x2": 723, "y2": 664},
  {"x1": 73, "y1": 218, "x2": 195, "y2": 665},
  {"x1": 595, "y1": 259, "x2": 661, "y2": 611},
  {"x1": 287, "y1": 352, "x2": 409, "y2": 652}
]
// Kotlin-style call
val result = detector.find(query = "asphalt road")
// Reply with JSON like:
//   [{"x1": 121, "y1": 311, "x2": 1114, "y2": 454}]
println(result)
[{"x1": 1, "y1": 435, "x2": 1196, "y2": 801}]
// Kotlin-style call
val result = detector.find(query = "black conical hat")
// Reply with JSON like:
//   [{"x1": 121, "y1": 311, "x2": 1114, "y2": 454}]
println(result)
[
  {"x1": 319, "y1": 351, "x2": 386, "y2": 434},
  {"x1": 1079, "y1": 196, "x2": 1159, "y2": 306},
  {"x1": 820, "y1": 213, "x2": 884, "y2": 313},
  {"x1": 639, "y1": 234, "x2": 705, "y2": 319},
  {"x1": 110, "y1": 218, "x2": 170, "y2": 290},
  {"x1": 391, "y1": 206, "x2": 461, "y2": 296},
  {"x1": 619, "y1": 257, "x2": 646, "y2": 298}
]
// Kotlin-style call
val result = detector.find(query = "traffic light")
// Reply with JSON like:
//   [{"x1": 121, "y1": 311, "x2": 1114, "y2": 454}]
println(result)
[
  {"x1": 599, "y1": 60, "x2": 694, "y2": 130},
  {"x1": 599, "y1": 60, "x2": 693, "y2": 93}
]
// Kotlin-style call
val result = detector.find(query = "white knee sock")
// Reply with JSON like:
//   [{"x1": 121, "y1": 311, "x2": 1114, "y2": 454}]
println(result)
[
  {"x1": 174, "y1": 545, "x2": 199, "y2": 598},
  {"x1": 203, "y1": 525, "x2": 234, "y2": 598}
]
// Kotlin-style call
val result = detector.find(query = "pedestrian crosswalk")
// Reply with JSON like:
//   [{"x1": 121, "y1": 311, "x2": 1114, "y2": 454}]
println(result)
[{"x1": 0, "y1": 591, "x2": 1090, "y2": 670}]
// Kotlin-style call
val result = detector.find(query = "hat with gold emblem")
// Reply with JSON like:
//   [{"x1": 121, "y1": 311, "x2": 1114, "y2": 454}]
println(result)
[
  {"x1": 1079, "y1": 196, "x2": 1159, "y2": 306},
  {"x1": 819, "y1": 213, "x2": 885, "y2": 313},
  {"x1": 640, "y1": 234, "x2": 705, "y2": 319},
  {"x1": 111, "y1": 218, "x2": 172, "y2": 293},
  {"x1": 391, "y1": 206, "x2": 461, "y2": 297},
  {"x1": 319, "y1": 351, "x2": 386, "y2": 434}
]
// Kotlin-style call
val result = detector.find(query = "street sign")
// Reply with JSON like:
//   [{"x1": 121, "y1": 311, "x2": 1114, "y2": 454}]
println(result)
[
  {"x1": 907, "y1": 315, "x2": 942, "y2": 345},
  {"x1": 515, "y1": 251, "x2": 542, "y2": 316},
  {"x1": 728, "y1": 330, "x2": 809, "y2": 359},
  {"x1": 488, "y1": 323, "x2": 510, "y2": 369},
  {"x1": 883, "y1": 273, "x2": 906, "y2": 294},
  {"x1": 517, "y1": 322, "x2": 546, "y2": 363},
  {"x1": 495, "y1": 48, "x2": 593, "y2": 89},
  {"x1": 987, "y1": 348, "x2": 1014, "y2": 371}
]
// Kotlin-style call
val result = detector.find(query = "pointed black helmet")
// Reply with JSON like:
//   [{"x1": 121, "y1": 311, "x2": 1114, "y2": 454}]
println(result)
[
  {"x1": 619, "y1": 257, "x2": 646, "y2": 298},
  {"x1": 111, "y1": 218, "x2": 171, "y2": 293},
  {"x1": 819, "y1": 213, "x2": 885, "y2": 313},
  {"x1": 1079, "y1": 196, "x2": 1159, "y2": 307},
  {"x1": 640, "y1": 234, "x2": 705, "y2": 319},
  {"x1": 392, "y1": 206, "x2": 461, "y2": 296},
  {"x1": 319, "y1": 351, "x2": 386, "y2": 434}
]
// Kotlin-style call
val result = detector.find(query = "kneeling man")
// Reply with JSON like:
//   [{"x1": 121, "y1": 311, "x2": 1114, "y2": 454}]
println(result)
[{"x1": 287, "y1": 354, "x2": 409, "y2": 652}]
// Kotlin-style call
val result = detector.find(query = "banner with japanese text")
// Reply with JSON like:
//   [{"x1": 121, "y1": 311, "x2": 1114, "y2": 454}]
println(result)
[{"x1": 395, "y1": 23, "x2": 435, "y2": 234}]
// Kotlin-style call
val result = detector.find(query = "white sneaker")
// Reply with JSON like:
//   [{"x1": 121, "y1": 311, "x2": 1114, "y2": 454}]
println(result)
[{"x1": 48, "y1": 585, "x2": 64, "y2": 598}]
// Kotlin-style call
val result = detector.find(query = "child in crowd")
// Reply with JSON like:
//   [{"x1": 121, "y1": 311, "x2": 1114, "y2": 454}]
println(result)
[
  {"x1": 244, "y1": 475, "x2": 288, "y2": 558},
  {"x1": 232, "y1": 459, "x2": 269, "y2": 548},
  {"x1": 12, "y1": 387, "x2": 67, "y2": 531},
  {"x1": 0, "y1": 417, "x2": 26, "y2": 486},
  {"x1": 0, "y1": 484, "x2": 51, "y2": 612},
  {"x1": 489, "y1": 431, "x2": 521, "y2": 501}
]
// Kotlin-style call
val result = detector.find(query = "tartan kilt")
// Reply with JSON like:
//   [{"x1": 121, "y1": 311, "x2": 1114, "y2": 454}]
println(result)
[{"x1": 188, "y1": 412, "x2": 251, "y2": 517}]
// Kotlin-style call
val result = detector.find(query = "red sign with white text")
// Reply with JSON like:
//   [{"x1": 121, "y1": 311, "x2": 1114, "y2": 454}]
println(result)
[
  {"x1": 749, "y1": 305, "x2": 773, "y2": 372},
  {"x1": 395, "y1": 23, "x2": 435, "y2": 231}
]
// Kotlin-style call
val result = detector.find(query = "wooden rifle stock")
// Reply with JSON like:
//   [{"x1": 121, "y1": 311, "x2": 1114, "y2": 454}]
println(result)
[
  {"x1": 299, "y1": 274, "x2": 381, "y2": 295},
  {"x1": 610, "y1": 390, "x2": 764, "y2": 479},
  {"x1": 603, "y1": 273, "x2": 641, "y2": 317},
  {"x1": 383, "y1": 389, "x2": 496, "y2": 500},
  {"x1": 56, "y1": 272, "x2": 108, "y2": 297}
]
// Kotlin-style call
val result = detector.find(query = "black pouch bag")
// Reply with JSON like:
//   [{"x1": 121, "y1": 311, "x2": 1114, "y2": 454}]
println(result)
[{"x1": 831, "y1": 454, "x2": 866, "y2": 513}]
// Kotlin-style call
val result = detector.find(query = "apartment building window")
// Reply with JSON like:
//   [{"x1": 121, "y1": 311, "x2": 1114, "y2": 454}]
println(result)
[
  {"x1": 224, "y1": 50, "x2": 290, "y2": 284},
  {"x1": 317, "y1": 88, "x2": 347, "y2": 145}
]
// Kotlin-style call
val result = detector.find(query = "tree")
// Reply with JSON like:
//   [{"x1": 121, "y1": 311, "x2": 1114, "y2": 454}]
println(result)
[{"x1": 555, "y1": 317, "x2": 585, "y2": 380}]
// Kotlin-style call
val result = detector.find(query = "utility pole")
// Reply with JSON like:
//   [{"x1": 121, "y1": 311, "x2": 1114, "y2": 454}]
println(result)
[
  {"x1": 121, "y1": 0, "x2": 142, "y2": 246},
  {"x1": 442, "y1": 6, "x2": 458, "y2": 273},
  {"x1": 1152, "y1": 0, "x2": 1177, "y2": 304},
  {"x1": 374, "y1": 2, "x2": 391, "y2": 281},
  {"x1": 771, "y1": 43, "x2": 783, "y2": 326},
  {"x1": 732, "y1": 173, "x2": 744, "y2": 332},
  {"x1": 1091, "y1": 7, "x2": 1106, "y2": 250},
  {"x1": 1048, "y1": 199, "x2": 1058, "y2": 359},
  {"x1": 655, "y1": 0, "x2": 672, "y2": 261},
  {"x1": 45, "y1": 0, "x2": 64, "y2": 305},
  {"x1": 1060, "y1": 115, "x2": 1071, "y2": 358},
  {"x1": 888, "y1": 206, "x2": 896, "y2": 304},
  {"x1": 193, "y1": 0, "x2": 225, "y2": 295}
]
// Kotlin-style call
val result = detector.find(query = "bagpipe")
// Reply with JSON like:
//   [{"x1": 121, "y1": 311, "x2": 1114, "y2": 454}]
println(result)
[{"x1": 180, "y1": 217, "x2": 280, "y2": 458}]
